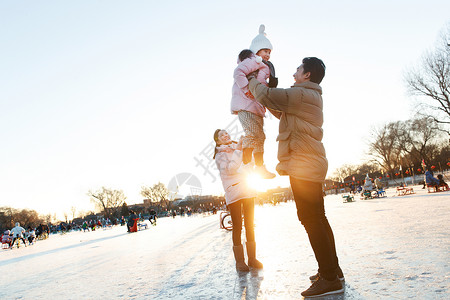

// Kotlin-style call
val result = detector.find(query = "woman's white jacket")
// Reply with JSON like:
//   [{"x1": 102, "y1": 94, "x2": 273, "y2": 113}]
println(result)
[{"x1": 215, "y1": 145, "x2": 255, "y2": 205}]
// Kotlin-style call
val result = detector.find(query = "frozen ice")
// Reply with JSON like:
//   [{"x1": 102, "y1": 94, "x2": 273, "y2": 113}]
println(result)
[{"x1": 1, "y1": 185, "x2": 449, "y2": 299}]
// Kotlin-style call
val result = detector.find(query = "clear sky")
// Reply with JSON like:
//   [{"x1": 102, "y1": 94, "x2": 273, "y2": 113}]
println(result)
[{"x1": 1, "y1": 0, "x2": 449, "y2": 218}]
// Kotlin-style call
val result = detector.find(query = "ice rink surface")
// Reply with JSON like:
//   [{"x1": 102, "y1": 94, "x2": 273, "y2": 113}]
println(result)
[{"x1": 1, "y1": 186, "x2": 449, "y2": 299}]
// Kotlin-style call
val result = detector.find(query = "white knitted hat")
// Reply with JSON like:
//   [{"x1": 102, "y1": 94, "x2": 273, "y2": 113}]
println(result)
[{"x1": 249, "y1": 24, "x2": 273, "y2": 54}]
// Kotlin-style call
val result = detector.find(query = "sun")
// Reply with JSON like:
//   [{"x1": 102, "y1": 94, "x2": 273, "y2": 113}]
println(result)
[{"x1": 246, "y1": 172, "x2": 268, "y2": 192}]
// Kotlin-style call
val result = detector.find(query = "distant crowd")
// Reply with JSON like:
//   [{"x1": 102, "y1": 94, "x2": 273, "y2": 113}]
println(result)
[
  {"x1": 2, "y1": 206, "x2": 220, "y2": 250},
  {"x1": 2, "y1": 222, "x2": 50, "y2": 249}
]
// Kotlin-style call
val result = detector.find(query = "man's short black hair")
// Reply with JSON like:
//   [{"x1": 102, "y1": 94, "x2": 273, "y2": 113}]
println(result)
[{"x1": 302, "y1": 57, "x2": 325, "y2": 84}]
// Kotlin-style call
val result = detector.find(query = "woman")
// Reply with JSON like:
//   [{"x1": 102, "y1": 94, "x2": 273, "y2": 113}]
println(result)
[{"x1": 213, "y1": 129, "x2": 263, "y2": 272}]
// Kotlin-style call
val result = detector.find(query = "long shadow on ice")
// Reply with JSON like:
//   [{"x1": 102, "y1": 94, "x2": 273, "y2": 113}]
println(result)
[
  {"x1": 233, "y1": 269, "x2": 263, "y2": 300},
  {"x1": 0, "y1": 232, "x2": 127, "y2": 267}
]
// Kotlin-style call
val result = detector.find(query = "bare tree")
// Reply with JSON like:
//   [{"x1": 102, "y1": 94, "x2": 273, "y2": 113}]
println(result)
[
  {"x1": 70, "y1": 206, "x2": 77, "y2": 221},
  {"x1": 0, "y1": 207, "x2": 14, "y2": 229},
  {"x1": 45, "y1": 214, "x2": 52, "y2": 224},
  {"x1": 141, "y1": 182, "x2": 170, "y2": 208},
  {"x1": 358, "y1": 162, "x2": 379, "y2": 176},
  {"x1": 368, "y1": 121, "x2": 403, "y2": 174},
  {"x1": 332, "y1": 164, "x2": 357, "y2": 181},
  {"x1": 88, "y1": 187, "x2": 126, "y2": 218},
  {"x1": 400, "y1": 117, "x2": 444, "y2": 164},
  {"x1": 0, "y1": 207, "x2": 44, "y2": 230},
  {"x1": 404, "y1": 23, "x2": 450, "y2": 133}
]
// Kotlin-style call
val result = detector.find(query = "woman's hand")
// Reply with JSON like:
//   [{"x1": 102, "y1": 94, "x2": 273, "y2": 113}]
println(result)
[
  {"x1": 217, "y1": 145, "x2": 233, "y2": 153},
  {"x1": 236, "y1": 136, "x2": 244, "y2": 150}
]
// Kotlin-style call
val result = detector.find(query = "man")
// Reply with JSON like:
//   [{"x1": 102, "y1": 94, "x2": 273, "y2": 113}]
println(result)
[
  {"x1": 247, "y1": 57, "x2": 344, "y2": 297},
  {"x1": 149, "y1": 209, "x2": 157, "y2": 225}
]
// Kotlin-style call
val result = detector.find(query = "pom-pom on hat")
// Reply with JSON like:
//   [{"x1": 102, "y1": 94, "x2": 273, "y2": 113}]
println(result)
[{"x1": 249, "y1": 24, "x2": 273, "y2": 54}]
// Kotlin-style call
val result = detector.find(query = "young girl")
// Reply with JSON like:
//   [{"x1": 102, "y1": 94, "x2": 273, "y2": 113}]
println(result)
[
  {"x1": 230, "y1": 24, "x2": 278, "y2": 179},
  {"x1": 213, "y1": 129, "x2": 263, "y2": 272}
]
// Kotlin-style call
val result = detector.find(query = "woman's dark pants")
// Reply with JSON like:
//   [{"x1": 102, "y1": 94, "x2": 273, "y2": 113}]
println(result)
[{"x1": 228, "y1": 198, "x2": 255, "y2": 246}]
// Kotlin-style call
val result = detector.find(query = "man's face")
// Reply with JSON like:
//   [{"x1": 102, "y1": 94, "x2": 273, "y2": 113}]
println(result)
[
  {"x1": 256, "y1": 49, "x2": 271, "y2": 61},
  {"x1": 293, "y1": 64, "x2": 310, "y2": 84}
]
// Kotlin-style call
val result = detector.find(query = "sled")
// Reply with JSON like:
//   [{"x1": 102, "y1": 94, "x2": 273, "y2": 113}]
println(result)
[
  {"x1": 137, "y1": 223, "x2": 148, "y2": 231},
  {"x1": 342, "y1": 194, "x2": 354, "y2": 203}
]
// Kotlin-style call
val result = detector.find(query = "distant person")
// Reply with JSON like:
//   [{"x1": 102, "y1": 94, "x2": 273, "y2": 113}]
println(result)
[
  {"x1": 149, "y1": 209, "x2": 157, "y2": 225},
  {"x1": 356, "y1": 185, "x2": 362, "y2": 193},
  {"x1": 437, "y1": 174, "x2": 449, "y2": 190},
  {"x1": 246, "y1": 57, "x2": 344, "y2": 297},
  {"x1": 374, "y1": 177, "x2": 383, "y2": 190},
  {"x1": 1, "y1": 230, "x2": 13, "y2": 247},
  {"x1": 349, "y1": 182, "x2": 355, "y2": 194},
  {"x1": 230, "y1": 25, "x2": 278, "y2": 179},
  {"x1": 425, "y1": 168, "x2": 439, "y2": 191},
  {"x1": 214, "y1": 129, "x2": 263, "y2": 272},
  {"x1": 363, "y1": 174, "x2": 373, "y2": 191},
  {"x1": 10, "y1": 222, "x2": 27, "y2": 248},
  {"x1": 27, "y1": 227, "x2": 36, "y2": 244},
  {"x1": 82, "y1": 221, "x2": 89, "y2": 232},
  {"x1": 127, "y1": 211, "x2": 138, "y2": 232}
]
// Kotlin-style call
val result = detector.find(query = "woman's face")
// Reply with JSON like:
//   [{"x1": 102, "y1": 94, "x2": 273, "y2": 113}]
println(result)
[{"x1": 217, "y1": 130, "x2": 231, "y2": 145}]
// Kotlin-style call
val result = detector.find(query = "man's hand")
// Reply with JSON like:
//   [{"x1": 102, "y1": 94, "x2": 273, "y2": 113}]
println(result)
[{"x1": 246, "y1": 70, "x2": 258, "y2": 80}]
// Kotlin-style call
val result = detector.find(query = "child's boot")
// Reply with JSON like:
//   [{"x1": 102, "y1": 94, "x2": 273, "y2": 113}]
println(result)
[
  {"x1": 255, "y1": 165, "x2": 276, "y2": 179},
  {"x1": 233, "y1": 245, "x2": 250, "y2": 272},
  {"x1": 246, "y1": 241, "x2": 263, "y2": 269},
  {"x1": 254, "y1": 152, "x2": 276, "y2": 179}
]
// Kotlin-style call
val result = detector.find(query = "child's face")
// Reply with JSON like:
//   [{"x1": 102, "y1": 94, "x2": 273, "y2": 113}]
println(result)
[
  {"x1": 256, "y1": 49, "x2": 271, "y2": 61},
  {"x1": 217, "y1": 130, "x2": 231, "y2": 145}
]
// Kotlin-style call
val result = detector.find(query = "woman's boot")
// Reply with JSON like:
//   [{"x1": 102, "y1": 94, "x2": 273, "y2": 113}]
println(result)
[
  {"x1": 246, "y1": 241, "x2": 263, "y2": 269},
  {"x1": 233, "y1": 245, "x2": 250, "y2": 272}
]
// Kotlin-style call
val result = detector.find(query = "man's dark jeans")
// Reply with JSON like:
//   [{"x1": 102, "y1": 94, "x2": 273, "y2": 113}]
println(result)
[{"x1": 290, "y1": 177, "x2": 340, "y2": 281}]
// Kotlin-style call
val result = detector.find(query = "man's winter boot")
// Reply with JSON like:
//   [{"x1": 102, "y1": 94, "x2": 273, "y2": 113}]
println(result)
[
  {"x1": 246, "y1": 241, "x2": 263, "y2": 269},
  {"x1": 233, "y1": 245, "x2": 249, "y2": 272},
  {"x1": 310, "y1": 266, "x2": 345, "y2": 282},
  {"x1": 301, "y1": 275, "x2": 344, "y2": 297}
]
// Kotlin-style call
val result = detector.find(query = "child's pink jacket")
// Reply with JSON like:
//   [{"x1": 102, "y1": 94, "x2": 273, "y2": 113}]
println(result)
[{"x1": 231, "y1": 56, "x2": 270, "y2": 117}]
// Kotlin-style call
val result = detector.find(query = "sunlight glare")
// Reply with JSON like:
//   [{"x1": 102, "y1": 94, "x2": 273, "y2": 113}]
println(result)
[{"x1": 247, "y1": 172, "x2": 267, "y2": 192}]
